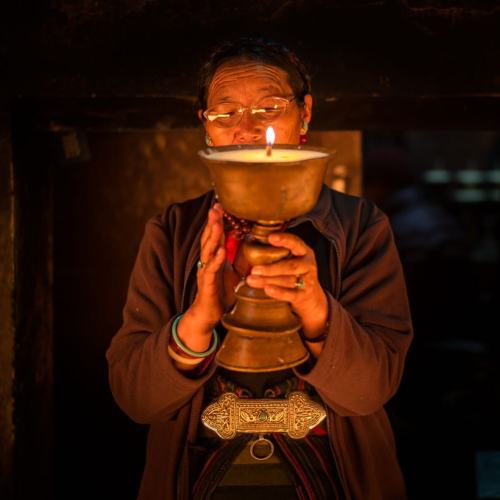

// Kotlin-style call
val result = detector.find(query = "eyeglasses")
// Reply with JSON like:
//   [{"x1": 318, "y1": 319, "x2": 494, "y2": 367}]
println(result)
[{"x1": 203, "y1": 96, "x2": 297, "y2": 128}]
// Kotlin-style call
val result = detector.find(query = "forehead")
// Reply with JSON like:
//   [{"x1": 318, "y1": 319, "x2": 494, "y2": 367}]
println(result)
[{"x1": 207, "y1": 61, "x2": 292, "y2": 104}]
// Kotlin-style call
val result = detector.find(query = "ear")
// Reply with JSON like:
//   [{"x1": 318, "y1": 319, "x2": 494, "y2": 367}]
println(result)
[
  {"x1": 301, "y1": 94, "x2": 313, "y2": 125},
  {"x1": 198, "y1": 109, "x2": 210, "y2": 135}
]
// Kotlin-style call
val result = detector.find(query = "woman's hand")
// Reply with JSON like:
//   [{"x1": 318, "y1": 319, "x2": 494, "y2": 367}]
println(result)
[
  {"x1": 176, "y1": 203, "x2": 226, "y2": 353},
  {"x1": 245, "y1": 232, "x2": 328, "y2": 340}
]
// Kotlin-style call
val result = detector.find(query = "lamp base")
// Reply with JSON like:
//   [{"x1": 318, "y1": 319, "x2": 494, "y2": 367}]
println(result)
[
  {"x1": 217, "y1": 284, "x2": 310, "y2": 372},
  {"x1": 216, "y1": 223, "x2": 310, "y2": 372}
]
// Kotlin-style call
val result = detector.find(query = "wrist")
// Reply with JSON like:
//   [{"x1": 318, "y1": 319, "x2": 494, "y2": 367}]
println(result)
[
  {"x1": 300, "y1": 292, "x2": 328, "y2": 340},
  {"x1": 301, "y1": 322, "x2": 328, "y2": 342},
  {"x1": 177, "y1": 311, "x2": 214, "y2": 353},
  {"x1": 169, "y1": 313, "x2": 219, "y2": 372},
  {"x1": 182, "y1": 304, "x2": 215, "y2": 337},
  {"x1": 188, "y1": 299, "x2": 220, "y2": 335}
]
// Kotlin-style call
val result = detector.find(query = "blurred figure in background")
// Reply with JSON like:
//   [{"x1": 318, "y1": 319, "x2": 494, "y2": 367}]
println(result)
[
  {"x1": 364, "y1": 146, "x2": 464, "y2": 264},
  {"x1": 363, "y1": 144, "x2": 470, "y2": 342}
]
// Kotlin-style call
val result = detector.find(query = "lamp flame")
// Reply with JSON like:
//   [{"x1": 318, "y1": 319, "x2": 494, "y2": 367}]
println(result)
[
  {"x1": 266, "y1": 126, "x2": 276, "y2": 146},
  {"x1": 265, "y1": 126, "x2": 275, "y2": 156}
]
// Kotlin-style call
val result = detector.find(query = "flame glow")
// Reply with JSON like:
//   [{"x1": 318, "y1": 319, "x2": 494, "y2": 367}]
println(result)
[{"x1": 266, "y1": 126, "x2": 276, "y2": 146}]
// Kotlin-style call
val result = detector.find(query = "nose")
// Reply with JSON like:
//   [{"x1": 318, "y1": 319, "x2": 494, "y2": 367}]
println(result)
[{"x1": 233, "y1": 111, "x2": 265, "y2": 144}]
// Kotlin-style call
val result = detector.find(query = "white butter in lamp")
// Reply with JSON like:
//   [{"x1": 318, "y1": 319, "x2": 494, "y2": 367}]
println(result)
[{"x1": 201, "y1": 149, "x2": 328, "y2": 163}]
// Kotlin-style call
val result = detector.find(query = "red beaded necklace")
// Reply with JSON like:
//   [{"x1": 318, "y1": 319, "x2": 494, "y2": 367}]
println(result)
[
  {"x1": 220, "y1": 210, "x2": 287, "y2": 268},
  {"x1": 222, "y1": 210, "x2": 252, "y2": 265},
  {"x1": 222, "y1": 210, "x2": 252, "y2": 240}
]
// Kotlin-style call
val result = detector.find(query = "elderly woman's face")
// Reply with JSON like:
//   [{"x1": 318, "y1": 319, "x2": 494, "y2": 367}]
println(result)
[{"x1": 201, "y1": 61, "x2": 312, "y2": 146}]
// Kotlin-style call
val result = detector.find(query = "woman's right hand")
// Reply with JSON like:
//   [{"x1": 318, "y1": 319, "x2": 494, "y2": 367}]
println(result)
[{"x1": 176, "y1": 203, "x2": 226, "y2": 354}]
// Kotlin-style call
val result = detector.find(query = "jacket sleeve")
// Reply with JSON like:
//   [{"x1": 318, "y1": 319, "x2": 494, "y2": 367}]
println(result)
[
  {"x1": 105, "y1": 212, "x2": 216, "y2": 425},
  {"x1": 296, "y1": 210, "x2": 413, "y2": 416}
]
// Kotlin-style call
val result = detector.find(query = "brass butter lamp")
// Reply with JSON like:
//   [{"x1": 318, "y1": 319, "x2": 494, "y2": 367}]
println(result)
[{"x1": 198, "y1": 138, "x2": 331, "y2": 373}]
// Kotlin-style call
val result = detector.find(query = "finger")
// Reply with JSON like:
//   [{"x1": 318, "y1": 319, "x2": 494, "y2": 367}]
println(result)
[
  {"x1": 246, "y1": 274, "x2": 303, "y2": 289},
  {"x1": 263, "y1": 285, "x2": 302, "y2": 304},
  {"x1": 197, "y1": 247, "x2": 225, "y2": 299},
  {"x1": 209, "y1": 217, "x2": 224, "y2": 252},
  {"x1": 200, "y1": 221, "x2": 211, "y2": 248},
  {"x1": 212, "y1": 202, "x2": 223, "y2": 216},
  {"x1": 203, "y1": 246, "x2": 226, "y2": 275},
  {"x1": 251, "y1": 257, "x2": 310, "y2": 277},
  {"x1": 212, "y1": 203, "x2": 225, "y2": 245},
  {"x1": 201, "y1": 204, "x2": 224, "y2": 245},
  {"x1": 200, "y1": 217, "x2": 223, "y2": 263},
  {"x1": 200, "y1": 209, "x2": 216, "y2": 248},
  {"x1": 268, "y1": 232, "x2": 310, "y2": 257}
]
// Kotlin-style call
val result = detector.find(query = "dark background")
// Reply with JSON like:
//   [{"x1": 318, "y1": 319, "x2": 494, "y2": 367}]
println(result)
[{"x1": 1, "y1": 2, "x2": 500, "y2": 499}]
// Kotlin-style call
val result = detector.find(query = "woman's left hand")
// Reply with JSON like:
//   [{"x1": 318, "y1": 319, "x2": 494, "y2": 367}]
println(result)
[{"x1": 245, "y1": 232, "x2": 328, "y2": 340}]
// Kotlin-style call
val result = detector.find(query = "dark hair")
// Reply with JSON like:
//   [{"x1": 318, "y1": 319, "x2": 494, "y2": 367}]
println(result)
[{"x1": 197, "y1": 37, "x2": 312, "y2": 111}]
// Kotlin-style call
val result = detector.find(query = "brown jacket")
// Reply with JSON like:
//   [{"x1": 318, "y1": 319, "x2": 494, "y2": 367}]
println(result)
[{"x1": 106, "y1": 186, "x2": 413, "y2": 500}]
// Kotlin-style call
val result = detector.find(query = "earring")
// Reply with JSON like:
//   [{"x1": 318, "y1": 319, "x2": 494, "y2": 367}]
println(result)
[
  {"x1": 300, "y1": 121, "x2": 309, "y2": 144},
  {"x1": 205, "y1": 134, "x2": 214, "y2": 147}
]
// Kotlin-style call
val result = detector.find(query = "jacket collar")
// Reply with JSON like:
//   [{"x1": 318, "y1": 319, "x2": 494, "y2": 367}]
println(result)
[{"x1": 286, "y1": 184, "x2": 339, "y2": 243}]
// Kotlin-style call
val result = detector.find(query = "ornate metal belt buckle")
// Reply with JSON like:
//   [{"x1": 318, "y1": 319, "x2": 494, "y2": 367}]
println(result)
[{"x1": 201, "y1": 391, "x2": 327, "y2": 440}]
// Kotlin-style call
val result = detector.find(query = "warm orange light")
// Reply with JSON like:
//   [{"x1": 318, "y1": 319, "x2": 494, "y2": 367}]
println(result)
[{"x1": 266, "y1": 126, "x2": 275, "y2": 156}]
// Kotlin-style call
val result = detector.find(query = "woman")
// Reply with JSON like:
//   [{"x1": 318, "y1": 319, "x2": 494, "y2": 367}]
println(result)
[{"x1": 106, "y1": 38, "x2": 413, "y2": 500}]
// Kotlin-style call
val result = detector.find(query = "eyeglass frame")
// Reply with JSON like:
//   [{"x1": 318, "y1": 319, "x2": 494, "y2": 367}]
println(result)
[{"x1": 202, "y1": 95, "x2": 300, "y2": 128}]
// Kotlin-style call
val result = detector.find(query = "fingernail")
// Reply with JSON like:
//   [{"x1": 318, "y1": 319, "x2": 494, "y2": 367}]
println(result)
[
  {"x1": 251, "y1": 267, "x2": 262, "y2": 275},
  {"x1": 270, "y1": 234, "x2": 281, "y2": 242}
]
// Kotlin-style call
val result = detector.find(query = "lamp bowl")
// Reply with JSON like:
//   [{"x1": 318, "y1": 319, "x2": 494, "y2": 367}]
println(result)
[{"x1": 198, "y1": 144, "x2": 331, "y2": 222}]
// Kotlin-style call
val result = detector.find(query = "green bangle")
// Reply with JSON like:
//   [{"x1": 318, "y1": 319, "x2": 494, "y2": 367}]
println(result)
[{"x1": 171, "y1": 314, "x2": 219, "y2": 358}]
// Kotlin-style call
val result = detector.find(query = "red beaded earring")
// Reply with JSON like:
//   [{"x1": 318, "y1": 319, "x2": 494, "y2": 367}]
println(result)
[{"x1": 300, "y1": 121, "x2": 309, "y2": 144}]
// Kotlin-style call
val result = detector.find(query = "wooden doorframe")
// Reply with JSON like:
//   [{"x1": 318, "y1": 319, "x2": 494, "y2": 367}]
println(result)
[{"x1": 1, "y1": 102, "x2": 55, "y2": 500}]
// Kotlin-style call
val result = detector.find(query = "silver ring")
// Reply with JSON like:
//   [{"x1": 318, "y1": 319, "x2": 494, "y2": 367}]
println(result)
[
  {"x1": 295, "y1": 276, "x2": 305, "y2": 290},
  {"x1": 197, "y1": 260, "x2": 206, "y2": 270}
]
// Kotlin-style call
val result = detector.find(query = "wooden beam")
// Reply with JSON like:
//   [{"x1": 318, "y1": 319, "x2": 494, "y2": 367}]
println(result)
[
  {"x1": 21, "y1": 95, "x2": 500, "y2": 133},
  {"x1": 6, "y1": 2, "x2": 500, "y2": 101}
]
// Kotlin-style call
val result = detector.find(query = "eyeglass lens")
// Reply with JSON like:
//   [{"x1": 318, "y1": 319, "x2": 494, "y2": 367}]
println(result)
[{"x1": 205, "y1": 97, "x2": 291, "y2": 128}]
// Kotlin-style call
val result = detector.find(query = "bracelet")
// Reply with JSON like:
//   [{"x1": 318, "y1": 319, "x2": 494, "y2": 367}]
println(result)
[
  {"x1": 171, "y1": 314, "x2": 219, "y2": 358},
  {"x1": 169, "y1": 336, "x2": 199, "y2": 359},
  {"x1": 167, "y1": 344, "x2": 205, "y2": 366}
]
